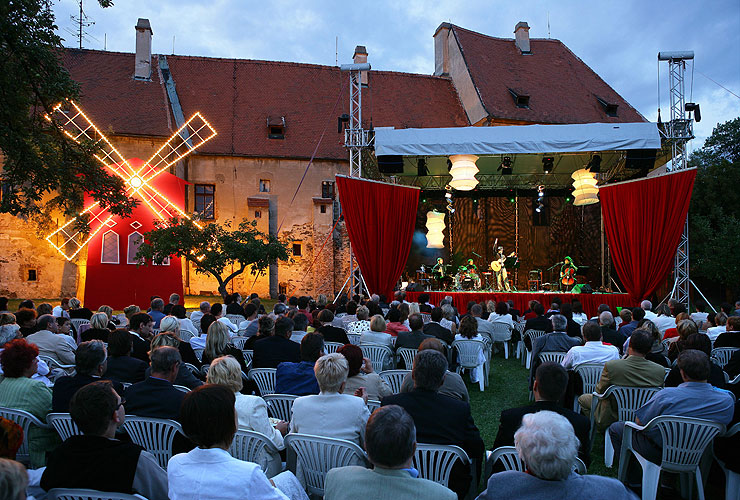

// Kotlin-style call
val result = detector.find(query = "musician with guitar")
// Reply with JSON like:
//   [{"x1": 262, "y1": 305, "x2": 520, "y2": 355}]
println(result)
[
  {"x1": 490, "y1": 239, "x2": 515, "y2": 291},
  {"x1": 559, "y1": 256, "x2": 578, "y2": 291}
]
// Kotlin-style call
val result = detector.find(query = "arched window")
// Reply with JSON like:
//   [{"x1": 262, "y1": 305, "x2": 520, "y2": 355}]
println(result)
[
  {"x1": 101, "y1": 231, "x2": 119, "y2": 264},
  {"x1": 127, "y1": 231, "x2": 144, "y2": 265}
]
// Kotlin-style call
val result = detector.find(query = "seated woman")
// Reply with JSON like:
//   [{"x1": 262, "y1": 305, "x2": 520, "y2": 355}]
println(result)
[
  {"x1": 159, "y1": 316, "x2": 201, "y2": 367},
  {"x1": 662, "y1": 312, "x2": 690, "y2": 341},
  {"x1": 146, "y1": 333, "x2": 203, "y2": 390},
  {"x1": 243, "y1": 316, "x2": 274, "y2": 350},
  {"x1": 667, "y1": 319, "x2": 698, "y2": 362},
  {"x1": 488, "y1": 301, "x2": 514, "y2": 329},
  {"x1": 289, "y1": 353, "x2": 370, "y2": 448},
  {"x1": 201, "y1": 321, "x2": 247, "y2": 372},
  {"x1": 338, "y1": 344, "x2": 392, "y2": 401},
  {"x1": 346, "y1": 306, "x2": 371, "y2": 335},
  {"x1": 122, "y1": 305, "x2": 141, "y2": 330},
  {"x1": 479, "y1": 411, "x2": 635, "y2": 499},
  {"x1": 67, "y1": 297, "x2": 93, "y2": 320},
  {"x1": 168, "y1": 385, "x2": 305, "y2": 500},
  {"x1": 81, "y1": 312, "x2": 111, "y2": 343},
  {"x1": 383, "y1": 308, "x2": 409, "y2": 337},
  {"x1": 455, "y1": 315, "x2": 487, "y2": 385},
  {"x1": 0, "y1": 339, "x2": 60, "y2": 468},
  {"x1": 398, "y1": 303, "x2": 412, "y2": 330},
  {"x1": 206, "y1": 355, "x2": 286, "y2": 474},
  {"x1": 361, "y1": 315, "x2": 394, "y2": 347},
  {"x1": 105, "y1": 329, "x2": 147, "y2": 384},
  {"x1": 440, "y1": 304, "x2": 458, "y2": 335},
  {"x1": 97, "y1": 305, "x2": 119, "y2": 330}
]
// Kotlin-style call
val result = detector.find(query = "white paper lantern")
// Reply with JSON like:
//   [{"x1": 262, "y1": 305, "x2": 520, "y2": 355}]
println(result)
[
  {"x1": 571, "y1": 168, "x2": 599, "y2": 206},
  {"x1": 425, "y1": 210, "x2": 445, "y2": 249},
  {"x1": 448, "y1": 154, "x2": 479, "y2": 191}
]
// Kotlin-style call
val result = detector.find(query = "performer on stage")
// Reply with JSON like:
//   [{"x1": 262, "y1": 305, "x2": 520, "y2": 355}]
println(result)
[
  {"x1": 466, "y1": 258, "x2": 478, "y2": 272},
  {"x1": 491, "y1": 246, "x2": 512, "y2": 292},
  {"x1": 560, "y1": 256, "x2": 578, "y2": 290},
  {"x1": 432, "y1": 257, "x2": 445, "y2": 278}
]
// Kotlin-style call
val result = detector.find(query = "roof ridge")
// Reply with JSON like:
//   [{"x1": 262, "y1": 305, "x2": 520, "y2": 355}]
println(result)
[{"x1": 450, "y1": 24, "x2": 563, "y2": 44}]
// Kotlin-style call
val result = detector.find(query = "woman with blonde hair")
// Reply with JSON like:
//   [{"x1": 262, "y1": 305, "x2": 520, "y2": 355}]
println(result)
[
  {"x1": 360, "y1": 315, "x2": 393, "y2": 346},
  {"x1": 97, "y1": 305, "x2": 118, "y2": 330},
  {"x1": 81, "y1": 312, "x2": 111, "y2": 342},
  {"x1": 159, "y1": 316, "x2": 201, "y2": 367},
  {"x1": 148, "y1": 333, "x2": 203, "y2": 389},
  {"x1": 123, "y1": 305, "x2": 141, "y2": 328},
  {"x1": 202, "y1": 321, "x2": 248, "y2": 372},
  {"x1": 67, "y1": 297, "x2": 93, "y2": 320}
]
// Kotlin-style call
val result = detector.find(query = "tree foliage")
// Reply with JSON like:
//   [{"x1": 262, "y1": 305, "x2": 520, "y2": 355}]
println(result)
[
  {"x1": 0, "y1": 0, "x2": 133, "y2": 230},
  {"x1": 688, "y1": 117, "x2": 740, "y2": 295},
  {"x1": 136, "y1": 217, "x2": 291, "y2": 299}
]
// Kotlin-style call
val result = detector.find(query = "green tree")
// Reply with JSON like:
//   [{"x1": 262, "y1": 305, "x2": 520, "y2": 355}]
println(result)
[
  {"x1": 0, "y1": 0, "x2": 134, "y2": 230},
  {"x1": 136, "y1": 217, "x2": 291, "y2": 299},
  {"x1": 688, "y1": 117, "x2": 740, "y2": 296}
]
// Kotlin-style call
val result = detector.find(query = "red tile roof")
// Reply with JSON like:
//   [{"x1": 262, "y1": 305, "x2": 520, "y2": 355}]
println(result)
[{"x1": 451, "y1": 25, "x2": 646, "y2": 124}]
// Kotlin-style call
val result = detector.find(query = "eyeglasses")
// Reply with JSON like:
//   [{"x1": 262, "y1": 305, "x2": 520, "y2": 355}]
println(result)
[{"x1": 116, "y1": 398, "x2": 126, "y2": 410}]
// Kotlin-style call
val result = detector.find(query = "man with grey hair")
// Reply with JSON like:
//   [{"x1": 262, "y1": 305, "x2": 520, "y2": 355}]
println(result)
[
  {"x1": 124, "y1": 346, "x2": 184, "y2": 421},
  {"x1": 163, "y1": 293, "x2": 180, "y2": 315},
  {"x1": 324, "y1": 405, "x2": 456, "y2": 499},
  {"x1": 189, "y1": 301, "x2": 210, "y2": 330},
  {"x1": 148, "y1": 298, "x2": 166, "y2": 328},
  {"x1": 530, "y1": 314, "x2": 581, "y2": 384},
  {"x1": 26, "y1": 314, "x2": 76, "y2": 369},
  {"x1": 599, "y1": 311, "x2": 627, "y2": 355},
  {"x1": 641, "y1": 300, "x2": 657, "y2": 322},
  {"x1": 479, "y1": 411, "x2": 636, "y2": 499},
  {"x1": 382, "y1": 350, "x2": 484, "y2": 498}
]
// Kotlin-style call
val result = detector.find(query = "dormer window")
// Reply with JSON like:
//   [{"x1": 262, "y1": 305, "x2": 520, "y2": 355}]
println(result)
[
  {"x1": 267, "y1": 116, "x2": 285, "y2": 139},
  {"x1": 509, "y1": 89, "x2": 530, "y2": 109},
  {"x1": 596, "y1": 96, "x2": 619, "y2": 117}
]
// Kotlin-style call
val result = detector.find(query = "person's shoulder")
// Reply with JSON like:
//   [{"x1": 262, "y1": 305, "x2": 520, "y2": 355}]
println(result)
[{"x1": 574, "y1": 474, "x2": 635, "y2": 496}]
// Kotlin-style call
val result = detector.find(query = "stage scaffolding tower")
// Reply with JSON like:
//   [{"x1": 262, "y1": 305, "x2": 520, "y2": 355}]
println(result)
[{"x1": 658, "y1": 51, "x2": 694, "y2": 307}]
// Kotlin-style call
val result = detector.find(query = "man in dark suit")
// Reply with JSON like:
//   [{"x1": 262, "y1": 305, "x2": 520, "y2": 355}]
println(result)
[
  {"x1": 128, "y1": 313, "x2": 153, "y2": 363},
  {"x1": 423, "y1": 307, "x2": 454, "y2": 345},
  {"x1": 52, "y1": 340, "x2": 124, "y2": 413},
  {"x1": 105, "y1": 329, "x2": 148, "y2": 385},
  {"x1": 382, "y1": 350, "x2": 484, "y2": 499},
  {"x1": 395, "y1": 314, "x2": 433, "y2": 350},
  {"x1": 124, "y1": 346, "x2": 184, "y2": 421},
  {"x1": 492, "y1": 362, "x2": 590, "y2": 468},
  {"x1": 599, "y1": 311, "x2": 626, "y2": 354},
  {"x1": 252, "y1": 316, "x2": 301, "y2": 368},
  {"x1": 523, "y1": 303, "x2": 553, "y2": 350},
  {"x1": 316, "y1": 310, "x2": 349, "y2": 344}
]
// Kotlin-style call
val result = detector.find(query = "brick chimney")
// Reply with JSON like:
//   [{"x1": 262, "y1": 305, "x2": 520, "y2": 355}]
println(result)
[
  {"x1": 433, "y1": 23, "x2": 452, "y2": 76},
  {"x1": 134, "y1": 18, "x2": 153, "y2": 80},
  {"x1": 353, "y1": 45, "x2": 368, "y2": 85},
  {"x1": 514, "y1": 21, "x2": 531, "y2": 54}
]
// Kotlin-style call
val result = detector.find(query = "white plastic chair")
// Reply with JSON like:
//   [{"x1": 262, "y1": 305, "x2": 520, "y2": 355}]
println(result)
[
  {"x1": 397, "y1": 347, "x2": 417, "y2": 370},
  {"x1": 346, "y1": 333, "x2": 362, "y2": 345},
  {"x1": 324, "y1": 341, "x2": 344, "y2": 354},
  {"x1": 38, "y1": 354, "x2": 76, "y2": 373},
  {"x1": 538, "y1": 351, "x2": 566, "y2": 364},
  {"x1": 360, "y1": 343, "x2": 395, "y2": 372},
  {"x1": 231, "y1": 336, "x2": 249, "y2": 350},
  {"x1": 182, "y1": 362, "x2": 201, "y2": 379},
  {"x1": 590, "y1": 385, "x2": 661, "y2": 467},
  {"x1": 366, "y1": 399, "x2": 381, "y2": 413},
  {"x1": 711, "y1": 347, "x2": 740, "y2": 369},
  {"x1": 178, "y1": 328, "x2": 194, "y2": 342},
  {"x1": 46, "y1": 488, "x2": 147, "y2": 500},
  {"x1": 284, "y1": 433, "x2": 368, "y2": 496},
  {"x1": 248, "y1": 368, "x2": 277, "y2": 396},
  {"x1": 484, "y1": 445, "x2": 586, "y2": 481},
  {"x1": 413, "y1": 443, "x2": 470, "y2": 488},
  {"x1": 122, "y1": 416, "x2": 183, "y2": 470},
  {"x1": 173, "y1": 385, "x2": 190, "y2": 393},
  {"x1": 452, "y1": 339, "x2": 487, "y2": 391},
  {"x1": 243, "y1": 349, "x2": 254, "y2": 367},
  {"x1": 715, "y1": 422, "x2": 740, "y2": 500},
  {"x1": 490, "y1": 322, "x2": 512, "y2": 359},
  {"x1": 572, "y1": 363, "x2": 606, "y2": 412},
  {"x1": 0, "y1": 406, "x2": 51, "y2": 464},
  {"x1": 225, "y1": 314, "x2": 244, "y2": 325},
  {"x1": 522, "y1": 330, "x2": 547, "y2": 369},
  {"x1": 379, "y1": 369, "x2": 410, "y2": 394},
  {"x1": 263, "y1": 394, "x2": 298, "y2": 422},
  {"x1": 229, "y1": 428, "x2": 283, "y2": 478},
  {"x1": 47, "y1": 413, "x2": 82, "y2": 441},
  {"x1": 70, "y1": 318, "x2": 90, "y2": 333},
  {"x1": 617, "y1": 416, "x2": 725, "y2": 500},
  {"x1": 192, "y1": 348, "x2": 204, "y2": 362}
]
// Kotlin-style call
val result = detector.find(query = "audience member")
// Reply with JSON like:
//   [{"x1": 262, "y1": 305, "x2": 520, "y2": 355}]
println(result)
[
  {"x1": 97, "y1": 305, "x2": 119, "y2": 330},
  {"x1": 149, "y1": 298, "x2": 166, "y2": 328},
  {"x1": 0, "y1": 458, "x2": 28, "y2": 500},
  {"x1": 289, "y1": 313, "x2": 309, "y2": 344},
  {"x1": 338, "y1": 344, "x2": 392, "y2": 401},
  {"x1": 52, "y1": 298, "x2": 71, "y2": 319},
  {"x1": 146, "y1": 333, "x2": 203, "y2": 390},
  {"x1": 36, "y1": 303, "x2": 53, "y2": 317},
  {"x1": 619, "y1": 307, "x2": 644, "y2": 337},
  {"x1": 347, "y1": 306, "x2": 371, "y2": 334},
  {"x1": 224, "y1": 293, "x2": 245, "y2": 317},
  {"x1": 317, "y1": 309, "x2": 350, "y2": 344},
  {"x1": 422, "y1": 307, "x2": 454, "y2": 345},
  {"x1": 15, "y1": 308, "x2": 36, "y2": 338},
  {"x1": 385, "y1": 307, "x2": 410, "y2": 336},
  {"x1": 666, "y1": 318, "x2": 699, "y2": 361},
  {"x1": 122, "y1": 305, "x2": 140, "y2": 329},
  {"x1": 440, "y1": 304, "x2": 458, "y2": 335},
  {"x1": 399, "y1": 338, "x2": 469, "y2": 402},
  {"x1": 128, "y1": 312, "x2": 154, "y2": 363},
  {"x1": 253, "y1": 316, "x2": 301, "y2": 369},
  {"x1": 340, "y1": 301, "x2": 359, "y2": 330},
  {"x1": 471, "y1": 304, "x2": 495, "y2": 345},
  {"x1": 455, "y1": 315, "x2": 488, "y2": 385},
  {"x1": 244, "y1": 315, "x2": 276, "y2": 350},
  {"x1": 561, "y1": 321, "x2": 619, "y2": 370},
  {"x1": 641, "y1": 300, "x2": 657, "y2": 322},
  {"x1": 361, "y1": 315, "x2": 394, "y2": 346},
  {"x1": 707, "y1": 312, "x2": 728, "y2": 341},
  {"x1": 26, "y1": 314, "x2": 76, "y2": 370},
  {"x1": 124, "y1": 346, "x2": 185, "y2": 421},
  {"x1": 189, "y1": 301, "x2": 210, "y2": 331},
  {"x1": 162, "y1": 293, "x2": 180, "y2": 316},
  {"x1": 171, "y1": 305, "x2": 198, "y2": 338},
  {"x1": 81, "y1": 312, "x2": 112, "y2": 342},
  {"x1": 67, "y1": 297, "x2": 93, "y2": 320},
  {"x1": 159, "y1": 316, "x2": 201, "y2": 367},
  {"x1": 662, "y1": 311, "x2": 690, "y2": 340},
  {"x1": 523, "y1": 303, "x2": 553, "y2": 350},
  {"x1": 105, "y1": 329, "x2": 147, "y2": 384},
  {"x1": 664, "y1": 333, "x2": 726, "y2": 388},
  {"x1": 275, "y1": 333, "x2": 324, "y2": 395},
  {"x1": 714, "y1": 316, "x2": 740, "y2": 348},
  {"x1": 571, "y1": 301, "x2": 588, "y2": 325},
  {"x1": 396, "y1": 313, "x2": 433, "y2": 352},
  {"x1": 530, "y1": 315, "x2": 581, "y2": 381},
  {"x1": 0, "y1": 324, "x2": 53, "y2": 387},
  {"x1": 559, "y1": 303, "x2": 583, "y2": 339},
  {"x1": 652, "y1": 304, "x2": 675, "y2": 335},
  {"x1": 201, "y1": 321, "x2": 247, "y2": 372},
  {"x1": 599, "y1": 311, "x2": 626, "y2": 354}
]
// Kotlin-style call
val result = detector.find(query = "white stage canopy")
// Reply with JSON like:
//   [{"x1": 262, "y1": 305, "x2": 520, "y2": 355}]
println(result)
[{"x1": 374, "y1": 122, "x2": 661, "y2": 157}]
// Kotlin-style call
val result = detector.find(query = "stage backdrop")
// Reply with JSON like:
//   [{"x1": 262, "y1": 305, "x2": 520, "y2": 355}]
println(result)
[
  {"x1": 336, "y1": 175, "x2": 420, "y2": 299},
  {"x1": 600, "y1": 169, "x2": 697, "y2": 303}
]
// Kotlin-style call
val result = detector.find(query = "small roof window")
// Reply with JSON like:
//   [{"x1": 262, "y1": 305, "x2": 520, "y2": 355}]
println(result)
[
  {"x1": 267, "y1": 116, "x2": 286, "y2": 139},
  {"x1": 509, "y1": 89, "x2": 530, "y2": 109},
  {"x1": 596, "y1": 96, "x2": 619, "y2": 117}
]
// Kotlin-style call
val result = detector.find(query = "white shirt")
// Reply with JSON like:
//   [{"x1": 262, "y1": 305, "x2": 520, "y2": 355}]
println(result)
[
  {"x1": 290, "y1": 392, "x2": 370, "y2": 448},
  {"x1": 189, "y1": 310, "x2": 205, "y2": 328},
  {"x1": 707, "y1": 325, "x2": 726, "y2": 341},
  {"x1": 653, "y1": 315, "x2": 676, "y2": 334},
  {"x1": 178, "y1": 318, "x2": 199, "y2": 337},
  {"x1": 488, "y1": 313, "x2": 514, "y2": 329},
  {"x1": 643, "y1": 310, "x2": 658, "y2": 323},
  {"x1": 561, "y1": 341, "x2": 619, "y2": 370},
  {"x1": 217, "y1": 316, "x2": 239, "y2": 334},
  {"x1": 52, "y1": 306, "x2": 69, "y2": 318},
  {"x1": 572, "y1": 312, "x2": 588, "y2": 326},
  {"x1": 234, "y1": 393, "x2": 284, "y2": 450},
  {"x1": 189, "y1": 335, "x2": 207, "y2": 349},
  {"x1": 289, "y1": 331, "x2": 307, "y2": 344},
  {"x1": 359, "y1": 331, "x2": 393, "y2": 347},
  {"x1": 690, "y1": 312, "x2": 708, "y2": 325}
]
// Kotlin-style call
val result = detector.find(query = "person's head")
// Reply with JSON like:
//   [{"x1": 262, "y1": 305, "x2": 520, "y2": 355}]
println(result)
[
  {"x1": 549, "y1": 302, "x2": 560, "y2": 312},
  {"x1": 727, "y1": 316, "x2": 740, "y2": 332},
  {"x1": 628, "y1": 329, "x2": 653, "y2": 356},
  {"x1": 0, "y1": 458, "x2": 28, "y2": 500},
  {"x1": 150, "y1": 297, "x2": 164, "y2": 312},
  {"x1": 288, "y1": 296, "x2": 299, "y2": 308},
  {"x1": 293, "y1": 313, "x2": 308, "y2": 332},
  {"x1": 150, "y1": 332, "x2": 181, "y2": 352},
  {"x1": 257, "y1": 315, "x2": 275, "y2": 336},
  {"x1": 89, "y1": 312, "x2": 109, "y2": 330},
  {"x1": 199, "y1": 301, "x2": 211, "y2": 313},
  {"x1": 631, "y1": 307, "x2": 645, "y2": 322},
  {"x1": 300, "y1": 332, "x2": 325, "y2": 362},
  {"x1": 495, "y1": 301, "x2": 509, "y2": 316},
  {"x1": 533, "y1": 302, "x2": 545, "y2": 316},
  {"x1": 641, "y1": 300, "x2": 653, "y2": 311},
  {"x1": 656, "y1": 303, "x2": 672, "y2": 317},
  {"x1": 408, "y1": 313, "x2": 424, "y2": 332},
  {"x1": 56, "y1": 316, "x2": 71, "y2": 335},
  {"x1": 199, "y1": 314, "x2": 216, "y2": 335},
  {"x1": 551, "y1": 314, "x2": 567, "y2": 332},
  {"x1": 572, "y1": 301, "x2": 584, "y2": 314},
  {"x1": 418, "y1": 293, "x2": 429, "y2": 305},
  {"x1": 158, "y1": 316, "x2": 180, "y2": 336},
  {"x1": 318, "y1": 309, "x2": 334, "y2": 324},
  {"x1": 582, "y1": 321, "x2": 602, "y2": 342},
  {"x1": 597, "y1": 304, "x2": 611, "y2": 315},
  {"x1": 411, "y1": 350, "x2": 447, "y2": 391},
  {"x1": 0, "y1": 324, "x2": 21, "y2": 345},
  {"x1": 75, "y1": 340, "x2": 107, "y2": 376},
  {"x1": 676, "y1": 319, "x2": 698, "y2": 340},
  {"x1": 168, "y1": 293, "x2": 180, "y2": 305},
  {"x1": 314, "y1": 353, "x2": 348, "y2": 393},
  {"x1": 0, "y1": 297, "x2": 8, "y2": 311},
  {"x1": 205, "y1": 321, "x2": 231, "y2": 358},
  {"x1": 471, "y1": 304, "x2": 483, "y2": 317},
  {"x1": 181, "y1": 384, "x2": 237, "y2": 449},
  {"x1": 619, "y1": 308, "x2": 632, "y2": 324},
  {"x1": 370, "y1": 315, "x2": 387, "y2": 332},
  {"x1": 0, "y1": 313, "x2": 16, "y2": 327},
  {"x1": 458, "y1": 315, "x2": 478, "y2": 339},
  {"x1": 678, "y1": 349, "x2": 711, "y2": 382},
  {"x1": 430, "y1": 307, "x2": 443, "y2": 322},
  {"x1": 597, "y1": 310, "x2": 614, "y2": 328},
  {"x1": 149, "y1": 346, "x2": 181, "y2": 381},
  {"x1": 37, "y1": 314, "x2": 57, "y2": 333},
  {"x1": 673, "y1": 312, "x2": 690, "y2": 326},
  {"x1": 682, "y1": 333, "x2": 712, "y2": 357},
  {"x1": 274, "y1": 316, "x2": 294, "y2": 338},
  {"x1": 364, "y1": 405, "x2": 416, "y2": 469},
  {"x1": 272, "y1": 303, "x2": 286, "y2": 317},
  {"x1": 533, "y1": 362, "x2": 568, "y2": 402},
  {"x1": 36, "y1": 303, "x2": 53, "y2": 316},
  {"x1": 417, "y1": 337, "x2": 445, "y2": 354},
  {"x1": 171, "y1": 304, "x2": 187, "y2": 319},
  {"x1": 69, "y1": 297, "x2": 81, "y2": 310},
  {"x1": 297, "y1": 296, "x2": 310, "y2": 310},
  {"x1": 636, "y1": 320, "x2": 660, "y2": 342},
  {"x1": 96, "y1": 305, "x2": 113, "y2": 320},
  {"x1": 398, "y1": 303, "x2": 410, "y2": 322},
  {"x1": 69, "y1": 380, "x2": 123, "y2": 437},
  {"x1": 14, "y1": 308, "x2": 36, "y2": 328},
  {"x1": 130, "y1": 313, "x2": 154, "y2": 335},
  {"x1": 386, "y1": 307, "x2": 401, "y2": 324},
  {"x1": 210, "y1": 303, "x2": 223, "y2": 318},
  {"x1": 356, "y1": 305, "x2": 370, "y2": 321},
  {"x1": 108, "y1": 329, "x2": 133, "y2": 357},
  {"x1": 206, "y1": 355, "x2": 243, "y2": 393},
  {"x1": 715, "y1": 312, "x2": 728, "y2": 327},
  {"x1": 441, "y1": 304, "x2": 456, "y2": 321},
  {"x1": 242, "y1": 303, "x2": 257, "y2": 320},
  {"x1": 0, "y1": 339, "x2": 38, "y2": 378},
  {"x1": 338, "y1": 344, "x2": 364, "y2": 377},
  {"x1": 123, "y1": 305, "x2": 140, "y2": 323},
  {"x1": 514, "y1": 411, "x2": 579, "y2": 481}
]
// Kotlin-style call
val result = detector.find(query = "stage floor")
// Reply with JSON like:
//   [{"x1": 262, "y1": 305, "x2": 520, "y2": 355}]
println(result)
[{"x1": 405, "y1": 291, "x2": 633, "y2": 318}]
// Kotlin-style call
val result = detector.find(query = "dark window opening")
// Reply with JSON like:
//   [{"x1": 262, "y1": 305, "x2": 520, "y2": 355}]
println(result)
[
  {"x1": 254, "y1": 210, "x2": 262, "y2": 219},
  {"x1": 279, "y1": 283, "x2": 287, "y2": 295},
  {"x1": 269, "y1": 126, "x2": 285, "y2": 139},
  {"x1": 320, "y1": 205, "x2": 327, "y2": 214},
  {"x1": 259, "y1": 179, "x2": 271, "y2": 193},
  {"x1": 292, "y1": 243, "x2": 302, "y2": 257},
  {"x1": 267, "y1": 116, "x2": 286, "y2": 139},
  {"x1": 321, "y1": 181, "x2": 335, "y2": 199},
  {"x1": 596, "y1": 96, "x2": 619, "y2": 117},
  {"x1": 194, "y1": 184, "x2": 215, "y2": 219},
  {"x1": 509, "y1": 89, "x2": 530, "y2": 108},
  {"x1": 27, "y1": 269, "x2": 37, "y2": 281}
]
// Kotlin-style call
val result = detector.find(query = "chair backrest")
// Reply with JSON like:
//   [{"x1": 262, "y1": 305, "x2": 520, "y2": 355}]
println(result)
[
  {"x1": 38, "y1": 354, "x2": 75, "y2": 371},
  {"x1": 346, "y1": 333, "x2": 362, "y2": 345},
  {"x1": 538, "y1": 351, "x2": 566, "y2": 364},
  {"x1": 122, "y1": 416, "x2": 183, "y2": 470},
  {"x1": 47, "y1": 413, "x2": 82, "y2": 441},
  {"x1": 574, "y1": 363, "x2": 605, "y2": 396},
  {"x1": 379, "y1": 369, "x2": 410, "y2": 394},
  {"x1": 649, "y1": 415, "x2": 726, "y2": 472},
  {"x1": 229, "y1": 429, "x2": 282, "y2": 477},
  {"x1": 47, "y1": 488, "x2": 147, "y2": 500},
  {"x1": 225, "y1": 314, "x2": 243, "y2": 325},
  {"x1": 248, "y1": 368, "x2": 277, "y2": 396},
  {"x1": 413, "y1": 443, "x2": 469, "y2": 488},
  {"x1": 243, "y1": 349, "x2": 254, "y2": 367},
  {"x1": 605, "y1": 385, "x2": 661, "y2": 422},
  {"x1": 490, "y1": 322, "x2": 513, "y2": 341},
  {"x1": 200, "y1": 364, "x2": 210, "y2": 378},
  {"x1": 514, "y1": 322, "x2": 526, "y2": 334},
  {"x1": 488, "y1": 445, "x2": 587, "y2": 475},
  {"x1": 70, "y1": 319, "x2": 90, "y2": 332},
  {"x1": 284, "y1": 433, "x2": 367, "y2": 496},
  {"x1": 360, "y1": 343, "x2": 394, "y2": 372},
  {"x1": 231, "y1": 336, "x2": 249, "y2": 350},
  {"x1": 173, "y1": 385, "x2": 190, "y2": 393},
  {"x1": 263, "y1": 394, "x2": 298, "y2": 422},
  {"x1": 182, "y1": 362, "x2": 201, "y2": 378},
  {"x1": 523, "y1": 329, "x2": 547, "y2": 349},
  {"x1": 421, "y1": 312, "x2": 432, "y2": 324},
  {"x1": 661, "y1": 338, "x2": 673, "y2": 352},
  {"x1": 366, "y1": 400, "x2": 381, "y2": 413},
  {"x1": 397, "y1": 347, "x2": 417, "y2": 370},
  {"x1": 0, "y1": 406, "x2": 49, "y2": 464},
  {"x1": 192, "y1": 348, "x2": 204, "y2": 362},
  {"x1": 452, "y1": 339, "x2": 485, "y2": 369},
  {"x1": 711, "y1": 347, "x2": 740, "y2": 369},
  {"x1": 178, "y1": 329, "x2": 194, "y2": 342},
  {"x1": 324, "y1": 342, "x2": 344, "y2": 354}
]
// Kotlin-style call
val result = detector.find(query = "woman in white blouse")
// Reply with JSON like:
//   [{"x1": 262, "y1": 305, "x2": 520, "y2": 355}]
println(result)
[{"x1": 454, "y1": 315, "x2": 487, "y2": 385}]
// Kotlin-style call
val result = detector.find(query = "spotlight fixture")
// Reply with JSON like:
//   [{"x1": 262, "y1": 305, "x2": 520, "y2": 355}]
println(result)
[
  {"x1": 537, "y1": 185, "x2": 545, "y2": 200},
  {"x1": 444, "y1": 192, "x2": 452, "y2": 199},
  {"x1": 535, "y1": 202, "x2": 544, "y2": 213},
  {"x1": 498, "y1": 156, "x2": 513, "y2": 175},
  {"x1": 587, "y1": 154, "x2": 602, "y2": 173},
  {"x1": 542, "y1": 156, "x2": 554, "y2": 174},
  {"x1": 685, "y1": 102, "x2": 701, "y2": 122}
]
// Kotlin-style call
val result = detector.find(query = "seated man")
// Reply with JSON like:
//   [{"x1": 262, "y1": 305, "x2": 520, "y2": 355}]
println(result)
[
  {"x1": 395, "y1": 314, "x2": 433, "y2": 351},
  {"x1": 530, "y1": 315, "x2": 581, "y2": 383},
  {"x1": 275, "y1": 333, "x2": 324, "y2": 395},
  {"x1": 523, "y1": 303, "x2": 553, "y2": 350},
  {"x1": 399, "y1": 338, "x2": 469, "y2": 402},
  {"x1": 561, "y1": 321, "x2": 619, "y2": 370},
  {"x1": 52, "y1": 340, "x2": 123, "y2": 412},
  {"x1": 492, "y1": 362, "x2": 591, "y2": 467},
  {"x1": 41, "y1": 381, "x2": 168, "y2": 500},
  {"x1": 148, "y1": 298, "x2": 166, "y2": 329},
  {"x1": 599, "y1": 311, "x2": 627, "y2": 355},
  {"x1": 471, "y1": 304, "x2": 495, "y2": 345},
  {"x1": 252, "y1": 316, "x2": 301, "y2": 369},
  {"x1": 26, "y1": 314, "x2": 76, "y2": 370},
  {"x1": 124, "y1": 346, "x2": 185, "y2": 421},
  {"x1": 189, "y1": 301, "x2": 210, "y2": 332},
  {"x1": 105, "y1": 329, "x2": 148, "y2": 385},
  {"x1": 289, "y1": 313, "x2": 309, "y2": 344},
  {"x1": 324, "y1": 405, "x2": 456, "y2": 500},
  {"x1": 128, "y1": 312, "x2": 154, "y2": 363},
  {"x1": 714, "y1": 316, "x2": 740, "y2": 348},
  {"x1": 479, "y1": 411, "x2": 636, "y2": 500},
  {"x1": 382, "y1": 350, "x2": 484, "y2": 499},
  {"x1": 422, "y1": 308, "x2": 453, "y2": 345}
]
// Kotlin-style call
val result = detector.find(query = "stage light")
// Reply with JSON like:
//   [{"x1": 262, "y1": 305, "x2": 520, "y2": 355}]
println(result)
[
  {"x1": 498, "y1": 156, "x2": 513, "y2": 175},
  {"x1": 572, "y1": 168, "x2": 599, "y2": 206},
  {"x1": 425, "y1": 210, "x2": 445, "y2": 248},
  {"x1": 448, "y1": 154, "x2": 479, "y2": 191},
  {"x1": 587, "y1": 154, "x2": 602, "y2": 173},
  {"x1": 537, "y1": 185, "x2": 545, "y2": 200},
  {"x1": 542, "y1": 156, "x2": 554, "y2": 174},
  {"x1": 535, "y1": 202, "x2": 544, "y2": 213},
  {"x1": 444, "y1": 192, "x2": 452, "y2": 199}
]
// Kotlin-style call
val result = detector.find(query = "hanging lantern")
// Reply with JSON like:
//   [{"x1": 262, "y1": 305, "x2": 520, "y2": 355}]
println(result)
[
  {"x1": 571, "y1": 168, "x2": 599, "y2": 206},
  {"x1": 425, "y1": 210, "x2": 445, "y2": 249},
  {"x1": 448, "y1": 154, "x2": 479, "y2": 191}
]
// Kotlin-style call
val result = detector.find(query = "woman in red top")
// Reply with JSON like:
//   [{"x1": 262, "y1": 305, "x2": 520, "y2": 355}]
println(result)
[
  {"x1": 662, "y1": 312, "x2": 690, "y2": 340},
  {"x1": 384, "y1": 308, "x2": 409, "y2": 337}
]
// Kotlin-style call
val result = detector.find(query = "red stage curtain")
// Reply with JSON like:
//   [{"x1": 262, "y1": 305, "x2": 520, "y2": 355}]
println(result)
[
  {"x1": 600, "y1": 169, "x2": 697, "y2": 303},
  {"x1": 336, "y1": 175, "x2": 420, "y2": 299}
]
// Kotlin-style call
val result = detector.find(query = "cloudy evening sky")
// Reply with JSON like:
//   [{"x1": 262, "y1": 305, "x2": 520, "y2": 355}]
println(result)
[{"x1": 53, "y1": 0, "x2": 740, "y2": 149}]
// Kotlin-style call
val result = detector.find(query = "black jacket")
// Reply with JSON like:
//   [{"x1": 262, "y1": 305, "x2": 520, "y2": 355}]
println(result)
[
  {"x1": 715, "y1": 331, "x2": 740, "y2": 348},
  {"x1": 52, "y1": 374, "x2": 124, "y2": 413},
  {"x1": 422, "y1": 322, "x2": 454, "y2": 345},
  {"x1": 601, "y1": 326, "x2": 627, "y2": 354},
  {"x1": 395, "y1": 330, "x2": 434, "y2": 350},
  {"x1": 124, "y1": 377, "x2": 185, "y2": 421},
  {"x1": 129, "y1": 332, "x2": 151, "y2": 363},
  {"x1": 523, "y1": 316, "x2": 553, "y2": 349},
  {"x1": 317, "y1": 325, "x2": 350, "y2": 344},
  {"x1": 105, "y1": 356, "x2": 148, "y2": 385},
  {"x1": 201, "y1": 345, "x2": 248, "y2": 373},
  {"x1": 145, "y1": 365, "x2": 203, "y2": 390},
  {"x1": 252, "y1": 336, "x2": 301, "y2": 369}
]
